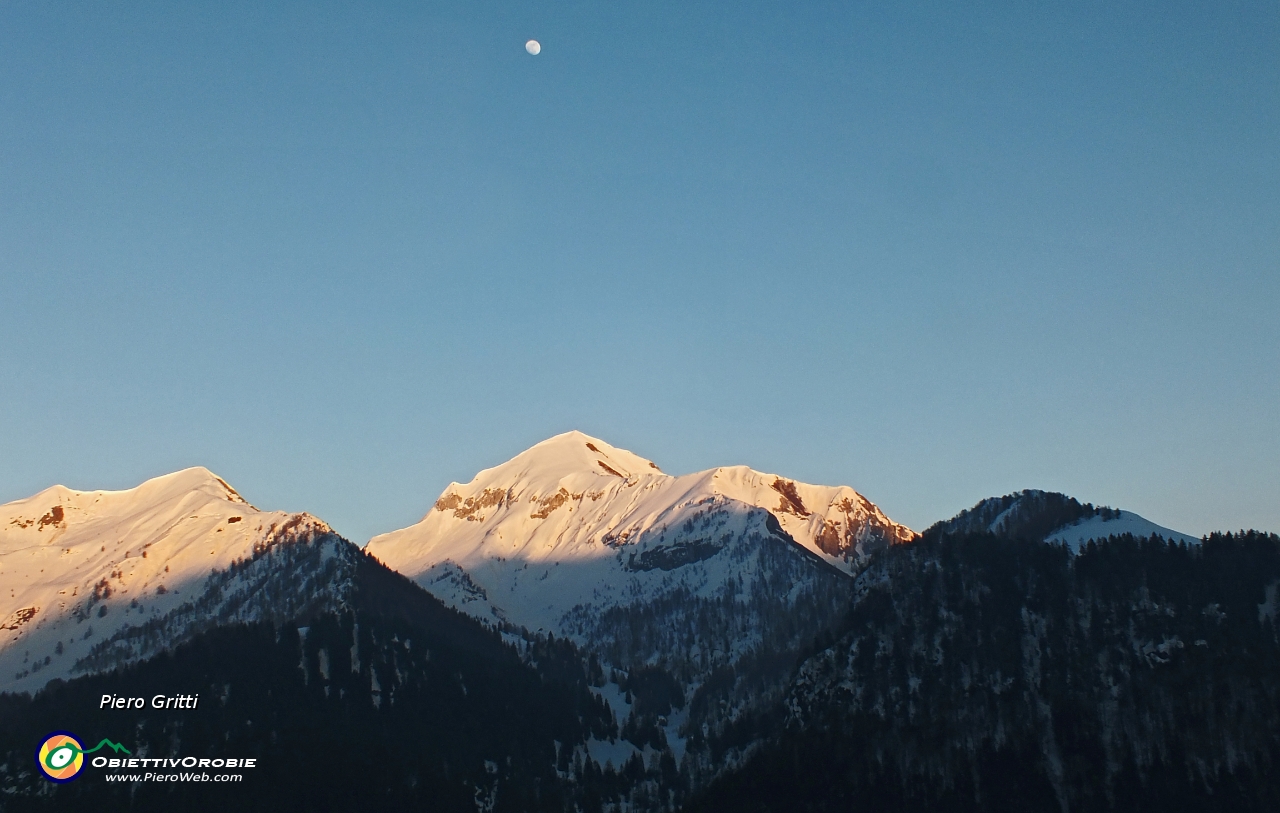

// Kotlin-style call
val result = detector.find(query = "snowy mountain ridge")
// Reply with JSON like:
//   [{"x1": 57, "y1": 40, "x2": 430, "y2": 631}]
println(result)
[
  {"x1": 0, "y1": 467, "x2": 353, "y2": 693},
  {"x1": 366, "y1": 430, "x2": 914, "y2": 631}
]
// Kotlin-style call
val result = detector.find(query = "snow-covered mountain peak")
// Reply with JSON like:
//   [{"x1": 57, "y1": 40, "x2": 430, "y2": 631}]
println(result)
[
  {"x1": 3, "y1": 466, "x2": 258, "y2": 533},
  {"x1": 374, "y1": 432, "x2": 914, "y2": 576},
  {"x1": 135, "y1": 465, "x2": 254, "y2": 507},
  {"x1": 367, "y1": 433, "x2": 915, "y2": 638},
  {"x1": 451, "y1": 430, "x2": 662, "y2": 494},
  {"x1": 1, "y1": 468, "x2": 341, "y2": 693}
]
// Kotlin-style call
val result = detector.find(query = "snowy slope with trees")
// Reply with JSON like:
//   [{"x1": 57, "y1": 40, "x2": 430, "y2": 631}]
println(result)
[
  {"x1": 1045, "y1": 509, "x2": 1198, "y2": 550},
  {"x1": 928, "y1": 489, "x2": 1198, "y2": 549}
]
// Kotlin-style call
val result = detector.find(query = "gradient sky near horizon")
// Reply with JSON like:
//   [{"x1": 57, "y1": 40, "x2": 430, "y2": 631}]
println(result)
[{"x1": 1, "y1": 1, "x2": 1277, "y2": 543}]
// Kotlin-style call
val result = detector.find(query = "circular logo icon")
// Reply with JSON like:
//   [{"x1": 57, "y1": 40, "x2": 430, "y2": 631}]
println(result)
[{"x1": 36, "y1": 731, "x2": 85, "y2": 783}]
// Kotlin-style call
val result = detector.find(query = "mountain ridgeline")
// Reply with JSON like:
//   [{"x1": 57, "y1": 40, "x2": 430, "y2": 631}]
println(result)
[
  {"x1": 2, "y1": 437, "x2": 1278, "y2": 811},
  {"x1": 926, "y1": 489, "x2": 1120, "y2": 541}
]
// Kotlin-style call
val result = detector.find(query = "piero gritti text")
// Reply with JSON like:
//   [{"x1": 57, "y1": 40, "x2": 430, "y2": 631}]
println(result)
[{"x1": 100, "y1": 692, "x2": 200, "y2": 710}]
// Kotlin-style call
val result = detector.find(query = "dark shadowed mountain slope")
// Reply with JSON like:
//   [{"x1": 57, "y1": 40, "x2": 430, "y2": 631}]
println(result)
[{"x1": 688, "y1": 528, "x2": 1280, "y2": 813}]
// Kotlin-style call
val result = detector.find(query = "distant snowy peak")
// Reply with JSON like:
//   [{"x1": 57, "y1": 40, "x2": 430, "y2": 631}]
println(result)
[
  {"x1": 451, "y1": 430, "x2": 663, "y2": 493},
  {"x1": 368, "y1": 430, "x2": 915, "y2": 582},
  {"x1": 929, "y1": 489, "x2": 1198, "y2": 550},
  {"x1": 4, "y1": 467, "x2": 257, "y2": 527},
  {"x1": 0, "y1": 467, "x2": 346, "y2": 693}
]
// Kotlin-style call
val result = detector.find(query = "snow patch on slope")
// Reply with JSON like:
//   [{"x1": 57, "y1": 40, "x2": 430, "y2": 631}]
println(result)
[{"x1": 1046, "y1": 510, "x2": 1199, "y2": 551}]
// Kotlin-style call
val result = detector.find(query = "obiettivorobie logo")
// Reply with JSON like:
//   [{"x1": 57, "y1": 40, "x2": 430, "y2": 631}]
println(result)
[
  {"x1": 35, "y1": 731, "x2": 258, "y2": 783},
  {"x1": 35, "y1": 731, "x2": 130, "y2": 783}
]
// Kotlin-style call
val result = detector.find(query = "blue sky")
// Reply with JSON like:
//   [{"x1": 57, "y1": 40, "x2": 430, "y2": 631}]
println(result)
[{"x1": 1, "y1": 1, "x2": 1277, "y2": 543}]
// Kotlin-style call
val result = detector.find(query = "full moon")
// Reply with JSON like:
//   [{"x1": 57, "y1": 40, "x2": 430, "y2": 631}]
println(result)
[{"x1": 525, "y1": 40, "x2": 541, "y2": 55}]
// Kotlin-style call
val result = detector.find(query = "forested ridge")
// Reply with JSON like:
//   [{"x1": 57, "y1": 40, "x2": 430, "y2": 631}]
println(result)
[{"x1": 689, "y1": 529, "x2": 1280, "y2": 813}]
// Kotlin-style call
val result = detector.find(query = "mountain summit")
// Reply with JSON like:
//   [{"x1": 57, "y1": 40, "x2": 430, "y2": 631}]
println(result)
[
  {"x1": 366, "y1": 431, "x2": 914, "y2": 631},
  {"x1": 368, "y1": 430, "x2": 913, "y2": 593},
  {"x1": 0, "y1": 467, "x2": 348, "y2": 693},
  {"x1": 927, "y1": 489, "x2": 1198, "y2": 549}
]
